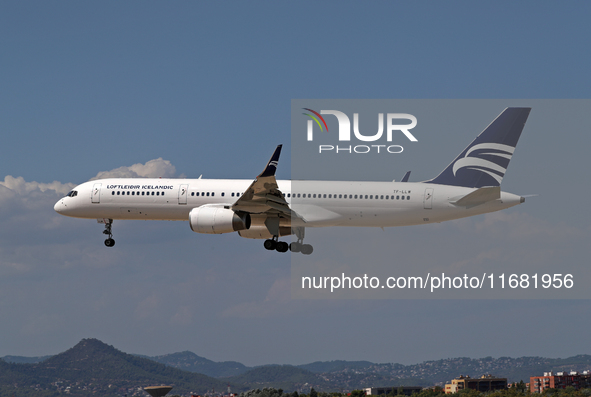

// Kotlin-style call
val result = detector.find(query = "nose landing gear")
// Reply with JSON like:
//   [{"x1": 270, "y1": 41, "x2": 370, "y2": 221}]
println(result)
[{"x1": 99, "y1": 219, "x2": 115, "y2": 247}]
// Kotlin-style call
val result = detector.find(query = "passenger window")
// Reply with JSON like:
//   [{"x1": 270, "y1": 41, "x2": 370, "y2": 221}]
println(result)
[
  {"x1": 407, "y1": 196, "x2": 410, "y2": 200},
  {"x1": 152, "y1": 192, "x2": 155, "y2": 196},
  {"x1": 112, "y1": 191, "x2": 115, "y2": 195},
  {"x1": 212, "y1": 192, "x2": 215, "y2": 197},
  {"x1": 323, "y1": 194, "x2": 326, "y2": 198},
  {"x1": 369, "y1": 195, "x2": 373, "y2": 199},
  {"x1": 401, "y1": 196, "x2": 405, "y2": 200},
  {"x1": 221, "y1": 192, "x2": 224, "y2": 197},
  {"x1": 396, "y1": 195, "x2": 400, "y2": 200},
  {"x1": 381, "y1": 195, "x2": 384, "y2": 199},
  {"x1": 142, "y1": 192, "x2": 145, "y2": 196},
  {"x1": 354, "y1": 195, "x2": 358, "y2": 199},
  {"x1": 117, "y1": 191, "x2": 120, "y2": 195},
  {"x1": 313, "y1": 194, "x2": 316, "y2": 198}
]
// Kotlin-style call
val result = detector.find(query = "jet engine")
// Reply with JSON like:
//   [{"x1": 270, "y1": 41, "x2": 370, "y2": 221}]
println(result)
[{"x1": 189, "y1": 205, "x2": 251, "y2": 234}]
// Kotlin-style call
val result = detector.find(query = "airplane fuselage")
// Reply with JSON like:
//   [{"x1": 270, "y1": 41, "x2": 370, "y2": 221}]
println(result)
[{"x1": 54, "y1": 178, "x2": 523, "y2": 229}]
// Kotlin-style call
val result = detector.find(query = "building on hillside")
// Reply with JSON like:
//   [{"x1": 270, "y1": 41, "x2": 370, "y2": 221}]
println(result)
[
  {"x1": 363, "y1": 386, "x2": 423, "y2": 396},
  {"x1": 444, "y1": 375, "x2": 507, "y2": 394},
  {"x1": 530, "y1": 371, "x2": 591, "y2": 393}
]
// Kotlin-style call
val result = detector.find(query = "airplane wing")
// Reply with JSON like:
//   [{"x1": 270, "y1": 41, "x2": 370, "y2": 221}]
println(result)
[{"x1": 231, "y1": 145, "x2": 304, "y2": 223}]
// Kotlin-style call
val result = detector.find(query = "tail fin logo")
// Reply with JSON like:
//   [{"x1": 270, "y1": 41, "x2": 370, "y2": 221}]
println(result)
[{"x1": 452, "y1": 143, "x2": 515, "y2": 184}]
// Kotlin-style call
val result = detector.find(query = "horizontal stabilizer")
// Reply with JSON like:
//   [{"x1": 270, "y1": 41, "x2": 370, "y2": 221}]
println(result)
[{"x1": 451, "y1": 186, "x2": 500, "y2": 207}]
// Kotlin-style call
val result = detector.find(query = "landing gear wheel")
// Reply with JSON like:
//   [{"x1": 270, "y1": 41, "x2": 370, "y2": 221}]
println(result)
[
  {"x1": 301, "y1": 244, "x2": 313, "y2": 255},
  {"x1": 101, "y1": 219, "x2": 115, "y2": 247},
  {"x1": 276, "y1": 241, "x2": 289, "y2": 253},
  {"x1": 264, "y1": 239, "x2": 277, "y2": 250},
  {"x1": 289, "y1": 242, "x2": 301, "y2": 253}
]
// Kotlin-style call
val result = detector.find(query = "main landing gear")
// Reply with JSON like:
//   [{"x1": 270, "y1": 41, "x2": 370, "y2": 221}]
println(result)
[
  {"x1": 263, "y1": 227, "x2": 313, "y2": 255},
  {"x1": 264, "y1": 238, "x2": 289, "y2": 253},
  {"x1": 289, "y1": 241, "x2": 313, "y2": 255},
  {"x1": 263, "y1": 238, "x2": 313, "y2": 254},
  {"x1": 101, "y1": 219, "x2": 115, "y2": 247}
]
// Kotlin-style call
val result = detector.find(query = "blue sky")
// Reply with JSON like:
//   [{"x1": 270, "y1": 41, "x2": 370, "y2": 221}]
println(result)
[{"x1": 1, "y1": 1, "x2": 590, "y2": 367}]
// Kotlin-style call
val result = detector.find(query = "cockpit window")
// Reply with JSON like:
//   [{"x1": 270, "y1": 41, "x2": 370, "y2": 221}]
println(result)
[{"x1": 66, "y1": 190, "x2": 78, "y2": 197}]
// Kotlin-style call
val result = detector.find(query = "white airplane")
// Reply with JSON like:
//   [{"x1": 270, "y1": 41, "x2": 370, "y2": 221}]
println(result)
[{"x1": 54, "y1": 107, "x2": 531, "y2": 255}]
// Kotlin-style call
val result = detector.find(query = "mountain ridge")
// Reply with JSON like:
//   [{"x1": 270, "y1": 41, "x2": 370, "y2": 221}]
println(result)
[{"x1": 2, "y1": 340, "x2": 591, "y2": 394}]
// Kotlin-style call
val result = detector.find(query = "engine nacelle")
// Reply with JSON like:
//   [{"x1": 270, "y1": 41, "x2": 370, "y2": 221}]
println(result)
[{"x1": 189, "y1": 206, "x2": 251, "y2": 234}]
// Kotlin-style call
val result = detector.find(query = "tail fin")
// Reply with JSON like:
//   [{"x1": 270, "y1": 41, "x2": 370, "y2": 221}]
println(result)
[{"x1": 427, "y1": 107, "x2": 531, "y2": 188}]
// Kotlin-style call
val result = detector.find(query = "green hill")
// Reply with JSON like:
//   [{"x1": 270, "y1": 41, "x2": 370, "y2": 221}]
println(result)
[
  {"x1": 1, "y1": 355, "x2": 51, "y2": 364},
  {"x1": 147, "y1": 351, "x2": 250, "y2": 378},
  {"x1": 297, "y1": 360, "x2": 374, "y2": 374},
  {"x1": 0, "y1": 338, "x2": 242, "y2": 396},
  {"x1": 226, "y1": 365, "x2": 332, "y2": 391}
]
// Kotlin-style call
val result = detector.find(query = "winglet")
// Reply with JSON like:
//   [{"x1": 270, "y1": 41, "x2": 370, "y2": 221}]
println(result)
[
  {"x1": 258, "y1": 145, "x2": 282, "y2": 178},
  {"x1": 401, "y1": 171, "x2": 411, "y2": 182}
]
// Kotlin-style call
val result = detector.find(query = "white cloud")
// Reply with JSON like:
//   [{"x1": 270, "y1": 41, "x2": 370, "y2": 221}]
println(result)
[
  {"x1": 0, "y1": 175, "x2": 74, "y2": 196},
  {"x1": 0, "y1": 158, "x2": 179, "y2": 234},
  {"x1": 90, "y1": 158, "x2": 178, "y2": 180}
]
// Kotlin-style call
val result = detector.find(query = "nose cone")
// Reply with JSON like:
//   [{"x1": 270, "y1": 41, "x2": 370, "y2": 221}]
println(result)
[{"x1": 54, "y1": 199, "x2": 65, "y2": 214}]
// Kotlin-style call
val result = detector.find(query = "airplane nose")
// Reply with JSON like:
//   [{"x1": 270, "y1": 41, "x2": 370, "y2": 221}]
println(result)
[{"x1": 54, "y1": 199, "x2": 64, "y2": 213}]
